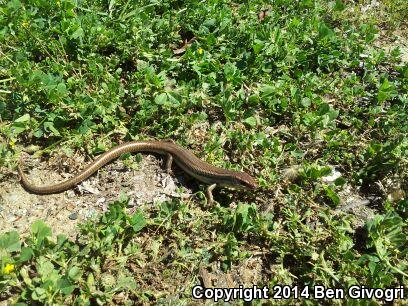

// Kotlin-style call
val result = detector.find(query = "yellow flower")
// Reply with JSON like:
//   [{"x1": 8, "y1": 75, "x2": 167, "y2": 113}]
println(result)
[
  {"x1": 3, "y1": 264, "x2": 15, "y2": 274},
  {"x1": 22, "y1": 21, "x2": 29, "y2": 28},
  {"x1": 197, "y1": 48, "x2": 203, "y2": 55},
  {"x1": 9, "y1": 139, "x2": 15, "y2": 148}
]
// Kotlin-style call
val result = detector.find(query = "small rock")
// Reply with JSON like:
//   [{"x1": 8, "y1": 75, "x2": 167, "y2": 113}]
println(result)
[
  {"x1": 96, "y1": 197, "x2": 106, "y2": 205},
  {"x1": 5, "y1": 193, "x2": 19, "y2": 203},
  {"x1": 69, "y1": 212, "x2": 78, "y2": 220},
  {"x1": 66, "y1": 190, "x2": 76, "y2": 198},
  {"x1": 16, "y1": 209, "x2": 27, "y2": 217},
  {"x1": 127, "y1": 197, "x2": 135, "y2": 207},
  {"x1": 78, "y1": 180, "x2": 100, "y2": 194},
  {"x1": 84, "y1": 209, "x2": 96, "y2": 219},
  {"x1": 163, "y1": 176, "x2": 177, "y2": 192}
]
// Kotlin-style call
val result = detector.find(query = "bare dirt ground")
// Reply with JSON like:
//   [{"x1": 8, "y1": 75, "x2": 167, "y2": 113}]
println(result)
[{"x1": 0, "y1": 153, "x2": 192, "y2": 239}]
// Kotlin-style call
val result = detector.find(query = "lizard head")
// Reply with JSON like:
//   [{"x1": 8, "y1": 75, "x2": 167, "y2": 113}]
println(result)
[{"x1": 231, "y1": 171, "x2": 258, "y2": 190}]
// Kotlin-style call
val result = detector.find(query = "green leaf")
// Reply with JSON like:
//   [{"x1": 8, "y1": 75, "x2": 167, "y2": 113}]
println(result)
[
  {"x1": 20, "y1": 267, "x2": 33, "y2": 287},
  {"x1": 247, "y1": 94, "x2": 259, "y2": 105},
  {"x1": 71, "y1": 27, "x2": 84, "y2": 39},
  {"x1": 33, "y1": 129, "x2": 43, "y2": 138},
  {"x1": 38, "y1": 260, "x2": 54, "y2": 278},
  {"x1": 87, "y1": 273, "x2": 96, "y2": 291},
  {"x1": 154, "y1": 93, "x2": 168, "y2": 105},
  {"x1": 318, "y1": 23, "x2": 334, "y2": 39},
  {"x1": 166, "y1": 91, "x2": 181, "y2": 106},
  {"x1": 68, "y1": 266, "x2": 82, "y2": 281},
  {"x1": 318, "y1": 103, "x2": 330, "y2": 114},
  {"x1": 0, "y1": 231, "x2": 21, "y2": 252},
  {"x1": 378, "y1": 78, "x2": 397, "y2": 102},
  {"x1": 334, "y1": 177, "x2": 347, "y2": 186},
  {"x1": 117, "y1": 275, "x2": 137, "y2": 290},
  {"x1": 324, "y1": 186, "x2": 340, "y2": 206},
  {"x1": 43, "y1": 121, "x2": 61, "y2": 136},
  {"x1": 19, "y1": 247, "x2": 34, "y2": 262},
  {"x1": 11, "y1": 114, "x2": 30, "y2": 134},
  {"x1": 260, "y1": 85, "x2": 274, "y2": 97},
  {"x1": 130, "y1": 211, "x2": 147, "y2": 232},
  {"x1": 31, "y1": 221, "x2": 52, "y2": 242},
  {"x1": 56, "y1": 82, "x2": 68, "y2": 96},
  {"x1": 244, "y1": 116, "x2": 257, "y2": 127},
  {"x1": 14, "y1": 114, "x2": 30, "y2": 123},
  {"x1": 368, "y1": 261, "x2": 377, "y2": 275},
  {"x1": 32, "y1": 287, "x2": 47, "y2": 301},
  {"x1": 252, "y1": 39, "x2": 265, "y2": 54},
  {"x1": 57, "y1": 278, "x2": 76, "y2": 295},
  {"x1": 225, "y1": 203, "x2": 258, "y2": 233},
  {"x1": 333, "y1": 0, "x2": 345, "y2": 11},
  {"x1": 56, "y1": 234, "x2": 68, "y2": 249}
]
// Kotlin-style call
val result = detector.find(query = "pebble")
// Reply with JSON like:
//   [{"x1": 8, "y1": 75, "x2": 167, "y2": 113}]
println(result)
[
  {"x1": 66, "y1": 190, "x2": 76, "y2": 198},
  {"x1": 69, "y1": 212, "x2": 78, "y2": 220},
  {"x1": 127, "y1": 197, "x2": 135, "y2": 207},
  {"x1": 18, "y1": 209, "x2": 28, "y2": 216},
  {"x1": 96, "y1": 197, "x2": 106, "y2": 205},
  {"x1": 5, "y1": 193, "x2": 19, "y2": 203},
  {"x1": 84, "y1": 208, "x2": 96, "y2": 219}
]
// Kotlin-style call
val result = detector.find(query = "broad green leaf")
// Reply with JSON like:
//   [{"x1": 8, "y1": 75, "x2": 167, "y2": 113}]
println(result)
[
  {"x1": 37, "y1": 260, "x2": 54, "y2": 278},
  {"x1": 117, "y1": 275, "x2": 137, "y2": 290},
  {"x1": 68, "y1": 266, "x2": 82, "y2": 281},
  {"x1": 247, "y1": 94, "x2": 259, "y2": 105},
  {"x1": 130, "y1": 211, "x2": 147, "y2": 232},
  {"x1": 378, "y1": 78, "x2": 397, "y2": 102},
  {"x1": 71, "y1": 27, "x2": 84, "y2": 39},
  {"x1": 154, "y1": 93, "x2": 167, "y2": 105},
  {"x1": 324, "y1": 186, "x2": 340, "y2": 206},
  {"x1": 318, "y1": 23, "x2": 334, "y2": 39},
  {"x1": 31, "y1": 221, "x2": 52, "y2": 242},
  {"x1": 260, "y1": 85, "x2": 274, "y2": 97},
  {"x1": 244, "y1": 116, "x2": 257, "y2": 127},
  {"x1": 32, "y1": 287, "x2": 47, "y2": 301},
  {"x1": 0, "y1": 231, "x2": 21, "y2": 252},
  {"x1": 167, "y1": 92, "x2": 181, "y2": 106},
  {"x1": 11, "y1": 114, "x2": 30, "y2": 134},
  {"x1": 14, "y1": 114, "x2": 30, "y2": 123},
  {"x1": 57, "y1": 278, "x2": 76, "y2": 295},
  {"x1": 333, "y1": 0, "x2": 345, "y2": 11},
  {"x1": 19, "y1": 247, "x2": 33, "y2": 262},
  {"x1": 43, "y1": 121, "x2": 61, "y2": 136}
]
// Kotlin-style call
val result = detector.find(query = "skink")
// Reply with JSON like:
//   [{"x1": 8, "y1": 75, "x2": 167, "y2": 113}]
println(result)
[{"x1": 18, "y1": 141, "x2": 258, "y2": 203}]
